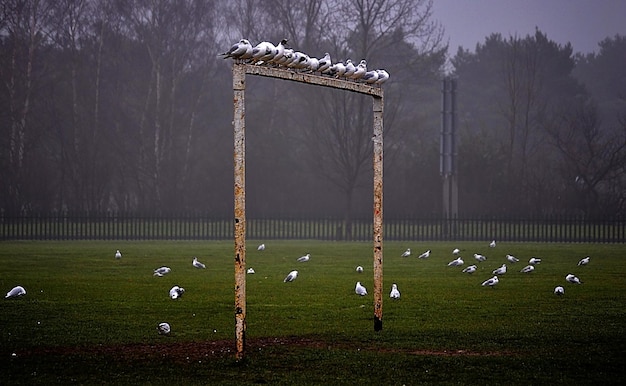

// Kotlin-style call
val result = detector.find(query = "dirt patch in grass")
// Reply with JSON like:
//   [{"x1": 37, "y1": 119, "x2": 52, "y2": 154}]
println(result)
[{"x1": 15, "y1": 336, "x2": 517, "y2": 361}]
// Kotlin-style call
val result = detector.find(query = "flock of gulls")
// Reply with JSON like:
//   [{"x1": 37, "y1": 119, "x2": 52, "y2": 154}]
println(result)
[
  {"x1": 4, "y1": 240, "x2": 591, "y2": 335},
  {"x1": 219, "y1": 38, "x2": 390, "y2": 85}
]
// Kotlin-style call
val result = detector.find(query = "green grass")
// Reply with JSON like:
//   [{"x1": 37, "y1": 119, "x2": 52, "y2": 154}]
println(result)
[{"x1": 1, "y1": 240, "x2": 625, "y2": 384}]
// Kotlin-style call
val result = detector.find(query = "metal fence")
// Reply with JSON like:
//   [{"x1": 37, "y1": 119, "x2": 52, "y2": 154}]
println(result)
[{"x1": 1, "y1": 212, "x2": 624, "y2": 243}]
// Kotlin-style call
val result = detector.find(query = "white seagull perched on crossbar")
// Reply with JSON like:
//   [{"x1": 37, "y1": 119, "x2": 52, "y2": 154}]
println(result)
[
  {"x1": 284, "y1": 270, "x2": 298, "y2": 282},
  {"x1": 481, "y1": 276, "x2": 499, "y2": 287},
  {"x1": 218, "y1": 39, "x2": 253, "y2": 60},
  {"x1": 192, "y1": 257, "x2": 206, "y2": 269},
  {"x1": 401, "y1": 248, "x2": 411, "y2": 257},
  {"x1": 418, "y1": 250, "x2": 431, "y2": 259},
  {"x1": 157, "y1": 322, "x2": 171, "y2": 335},
  {"x1": 343, "y1": 59, "x2": 356, "y2": 78},
  {"x1": 297, "y1": 253, "x2": 310, "y2": 262},
  {"x1": 462, "y1": 264, "x2": 477, "y2": 274},
  {"x1": 448, "y1": 257, "x2": 464, "y2": 267},
  {"x1": 375, "y1": 69, "x2": 389, "y2": 85},
  {"x1": 169, "y1": 285, "x2": 185, "y2": 300},
  {"x1": 349, "y1": 59, "x2": 367, "y2": 80},
  {"x1": 529, "y1": 257, "x2": 542, "y2": 265},
  {"x1": 317, "y1": 53, "x2": 332, "y2": 73},
  {"x1": 362, "y1": 70, "x2": 379, "y2": 83},
  {"x1": 474, "y1": 253, "x2": 487, "y2": 262},
  {"x1": 492, "y1": 264, "x2": 507, "y2": 275},
  {"x1": 566, "y1": 273, "x2": 582, "y2": 284},
  {"x1": 115, "y1": 249, "x2": 122, "y2": 259},
  {"x1": 153, "y1": 266, "x2": 171, "y2": 277},
  {"x1": 578, "y1": 256, "x2": 590, "y2": 266},
  {"x1": 5, "y1": 286, "x2": 26, "y2": 299},
  {"x1": 355, "y1": 281, "x2": 368, "y2": 296},
  {"x1": 520, "y1": 265, "x2": 534, "y2": 273},
  {"x1": 554, "y1": 286, "x2": 565, "y2": 296},
  {"x1": 506, "y1": 254, "x2": 519, "y2": 263},
  {"x1": 389, "y1": 283, "x2": 400, "y2": 299}
]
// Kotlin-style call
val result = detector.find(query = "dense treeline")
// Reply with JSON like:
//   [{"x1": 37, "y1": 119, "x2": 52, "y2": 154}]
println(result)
[{"x1": 1, "y1": 0, "x2": 625, "y2": 220}]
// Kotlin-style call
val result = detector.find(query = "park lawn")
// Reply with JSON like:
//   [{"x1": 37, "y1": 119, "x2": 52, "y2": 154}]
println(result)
[{"x1": 1, "y1": 240, "x2": 625, "y2": 384}]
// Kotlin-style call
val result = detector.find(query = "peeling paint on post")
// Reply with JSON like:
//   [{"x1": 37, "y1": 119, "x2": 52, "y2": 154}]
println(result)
[
  {"x1": 233, "y1": 63, "x2": 246, "y2": 360},
  {"x1": 372, "y1": 96, "x2": 384, "y2": 332}
]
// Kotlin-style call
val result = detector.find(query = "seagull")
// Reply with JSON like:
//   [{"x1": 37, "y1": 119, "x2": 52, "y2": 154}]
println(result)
[
  {"x1": 306, "y1": 56, "x2": 319, "y2": 72},
  {"x1": 418, "y1": 250, "x2": 431, "y2": 259},
  {"x1": 375, "y1": 69, "x2": 389, "y2": 85},
  {"x1": 481, "y1": 276, "x2": 499, "y2": 287},
  {"x1": 474, "y1": 253, "x2": 487, "y2": 262},
  {"x1": 251, "y1": 40, "x2": 277, "y2": 63},
  {"x1": 247, "y1": 268, "x2": 255, "y2": 274},
  {"x1": 452, "y1": 248, "x2": 461, "y2": 255},
  {"x1": 349, "y1": 59, "x2": 367, "y2": 79},
  {"x1": 268, "y1": 39, "x2": 288, "y2": 64},
  {"x1": 448, "y1": 257, "x2": 464, "y2": 266},
  {"x1": 218, "y1": 39, "x2": 253, "y2": 60},
  {"x1": 362, "y1": 70, "x2": 379, "y2": 83},
  {"x1": 192, "y1": 257, "x2": 206, "y2": 269},
  {"x1": 169, "y1": 285, "x2": 185, "y2": 300},
  {"x1": 356, "y1": 266, "x2": 364, "y2": 273},
  {"x1": 284, "y1": 270, "x2": 298, "y2": 282},
  {"x1": 529, "y1": 257, "x2": 541, "y2": 265},
  {"x1": 462, "y1": 265, "x2": 477, "y2": 274},
  {"x1": 115, "y1": 250, "x2": 122, "y2": 259},
  {"x1": 5, "y1": 285, "x2": 26, "y2": 299},
  {"x1": 343, "y1": 59, "x2": 356, "y2": 78},
  {"x1": 331, "y1": 61, "x2": 346, "y2": 77},
  {"x1": 554, "y1": 286, "x2": 565, "y2": 296},
  {"x1": 279, "y1": 48, "x2": 295, "y2": 66},
  {"x1": 389, "y1": 283, "x2": 400, "y2": 299},
  {"x1": 157, "y1": 322, "x2": 171, "y2": 335},
  {"x1": 566, "y1": 273, "x2": 582, "y2": 284},
  {"x1": 506, "y1": 254, "x2": 519, "y2": 263},
  {"x1": 153, "y1": 267, "x2": 171, "y2": 277},
  {"x1": 355, "y1": 281, "x2": 368, "y2": 296},
  {"x1": 297, "y1": 253, "x2": 310, "y2": 262},
  {"x1": 578, "y1": 256, "x2": 590, "y2": 266},
  {"x1": 489, "y1": 240, "x2": 496, "y2": 248},
  {"x1": 317, "y1": 53, "x2": 332, "y2": 73},
  {"x1": 492, "y1": 264, "x2": 507, "y2": 275},
  {"x1": 401, "y1": 248, "x2": 411, "y2": 257},
  {"x1": 257, "y1": 243, "x2": 266, "y2": 251},
  {"x1": 520, "y1": 265, "x2": 534, "y2": 273}
]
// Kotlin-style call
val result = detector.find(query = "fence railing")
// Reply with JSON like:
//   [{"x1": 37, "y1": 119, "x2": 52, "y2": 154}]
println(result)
[{"x1": 0, "y1": 212, "x2": 624, "y2": 243}]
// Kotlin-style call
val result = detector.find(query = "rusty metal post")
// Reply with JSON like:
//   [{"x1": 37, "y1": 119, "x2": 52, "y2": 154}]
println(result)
[
  {"x1": 372, "y1": 95, "x2": 384, "y2": 331},
  {"x1": 233, "y1": 63, "x2": 247, "y2": 360}
]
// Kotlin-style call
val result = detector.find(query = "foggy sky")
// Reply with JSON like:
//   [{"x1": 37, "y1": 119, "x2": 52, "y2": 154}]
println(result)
[{"x1": 433, "y1": 0, "x2": 626, "y2": 55}]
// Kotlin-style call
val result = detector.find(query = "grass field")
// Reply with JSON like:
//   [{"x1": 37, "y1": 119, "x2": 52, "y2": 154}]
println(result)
[{"x1": 1, "y1": 240, "x2": 625, "y2": 384}]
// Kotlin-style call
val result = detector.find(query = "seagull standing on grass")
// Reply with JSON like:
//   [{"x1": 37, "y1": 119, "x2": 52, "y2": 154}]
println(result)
[
  {"x1": 192, "y1": 257, "x2": 206, "y2": 269},
  {"x1": 5, "y1": 286, "x2": 26, "y2": 299},
  {"x1": 153, "y1": 267, "x2": 171, "y2": 277},
  {"x1": 474, "y1": 253, "x2": 487, "y2": 262},
  {"x1": 115, "y1": 250, "x2": 122, "y2": 259},
  {"x1": 157, "y1": 322, "x2": 171, "y2": 335},
  {"x1": 356, "y1": 266, "x2": 364, "y2": 273},
  {"x1": 566, "y1": 274, "x2": 582, "y2": 284},
  {"x1": 355, "y1": 281, "x2": 368, "y2": 296},
  {"x1": 448, "y1": 257, "x2": 464, "y2": 267},
  {"x1": 578, "y1": 256, "x2": 590, "y2": 266},
  {"x1": 489, "y1": 240, "x2": 496, "y2": 248},
  {"x1": 401, "y1": 248, "x2": 411, "y2": 257},
  {"x1": 169, "y1": 286, "x2": 185, "y2": 300},
  {"x1": 257, "y1": 243, "x2": 265, "y2": 251},
  {"x1": 554, "y1": 286, "x2": 565, "y2": 296},
  {"x1": 389, "y1": 283, "x2": 400, "y2": 299},
  {"x1": 481, "y1": 276, "x2": 499, "y2": 287},
  {"x1": 492, "y1": 264, "x2": 507, "y2": 275},
  {"x1": 462, "y1": 265, "x2": 477, "y2": 274},
  {"x1": 529, "y1": 257, "x2": 542, "y2": 265},
  {"x1": 247, "y1": 268, "x2": 255, "y2": 274},
  {"x1": 520, "y1": 265, "x2": 534, "y2": 273},
  {"x1": 506, "y1": 254, "x2": 519, "y2": 263},
  {"x1": 297, "y1": 253, "x2": 310, "y2": 262},
  {"x1": 284, "y1": 270, "x2": 298, "y2": 282},
  {"x1": 418, "y1": 250, "x2": 431, "y2": 259},
  {"x1": 452, "y1": 248, "x2": 461, "y2": 255}
]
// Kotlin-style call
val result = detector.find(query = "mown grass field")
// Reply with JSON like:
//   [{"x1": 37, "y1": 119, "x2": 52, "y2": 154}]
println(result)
[{"x1": 1, "y1": 240, "x2": 625, "y2": 385}]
